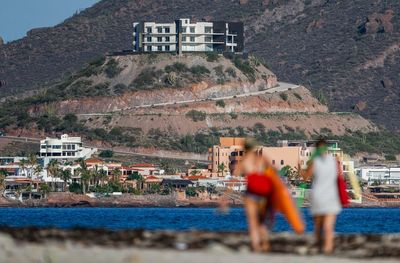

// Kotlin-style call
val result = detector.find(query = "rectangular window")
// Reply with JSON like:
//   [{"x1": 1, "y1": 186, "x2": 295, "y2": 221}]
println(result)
[
  {"x1": 165, "y1": 45, "x2": 170, "y2": 51},
  {"x1": 272, "y1": 160, "x2": 275, "y2": 165},
  {"x1": 157, "y1": 27, "x2": 162, "y2": 33},
  {"x1": 190, "y1": 36, "x2": 195, "y2": 42},
  {"x1": 181, "y1": 27, "x2": 187, "y2": 33},
  {"x1": 157, "y1": 46, "x2": 162, "y2": 51},
  {"x1": 157, "y1": 37, "x2": 162, "y2": 42},
  {"x1": 147, "y1": 46, "x2": 152, "y2": 51},
  {"x1": 281, "y1": 160, "x2": 284, "y2": 165},
  {"x1": 147, "y1": 37, "x2": 152, "y2": 42},
  {"x1": 72, "y1": 145, "x2": 75, "y2": 150},
  {"x1": 182, "y1": 36, "x2": 186, "y2": 42},
  {"x1": 205, "y1": 36, "x2": 212, "y2": 42},
  {"x1": 165, "y1": 27, "x2": 170, "y2": 33},
  {"x1": 205, "y1": 27, "x2": 212, "y2": 33},
  {"x1": 190, "y1": 27, "x2": 195, "y2": 33},
  {"x1": 146, "y1": 27, "x2": 152, "y2": 33},
  {"x1": 165, "y1": 36, "x2": 170, "y2": 42}
]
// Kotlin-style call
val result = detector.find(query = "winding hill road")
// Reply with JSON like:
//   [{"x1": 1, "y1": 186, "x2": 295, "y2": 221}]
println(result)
[{"x1": 77, "y1": 82, "x2": 300, "y2": 117}]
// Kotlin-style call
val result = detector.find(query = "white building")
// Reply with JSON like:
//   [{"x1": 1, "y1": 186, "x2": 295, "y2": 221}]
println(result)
[
  {"x1": 356, "y1": 167, "x2": 400, "y2": 185},
  {"x1": 133, "y1": 18, "x2": 244, "y2": 53},
  {"x1": 39, "y1": 134, "x2": 97, "y2": 161}
]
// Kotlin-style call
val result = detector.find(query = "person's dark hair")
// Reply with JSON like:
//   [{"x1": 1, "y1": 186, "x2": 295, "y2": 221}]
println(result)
[
  {"x1": 244, "y1": 138, "x2": 258, "y2": 151},
  {"x1": 316, "y1": 138, "x2": 327, "y2": 148}
]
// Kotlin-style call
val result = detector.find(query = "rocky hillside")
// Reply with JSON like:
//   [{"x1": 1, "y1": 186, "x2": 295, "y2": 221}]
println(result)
[
  {"x1": 1, "y1": 52, "x2": 382, "y2": 155},
  {"x1": 0, "y1": 0, "x2": 399, "y2": 130}
]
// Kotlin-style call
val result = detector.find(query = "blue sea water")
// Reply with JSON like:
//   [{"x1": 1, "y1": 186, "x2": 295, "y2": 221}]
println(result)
[{"x1": 0, "y1": 208, "x2": 399, "y2": 233}]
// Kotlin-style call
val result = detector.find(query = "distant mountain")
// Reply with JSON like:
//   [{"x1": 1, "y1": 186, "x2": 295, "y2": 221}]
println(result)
[{"x1": 0, "y1": 0, "x2": 399, "y2": 130}]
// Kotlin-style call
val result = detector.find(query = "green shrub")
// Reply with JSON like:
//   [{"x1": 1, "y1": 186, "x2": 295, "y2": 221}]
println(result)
[
  {"x1": 385, "y1": 154, "x2": 396, "y2": 161},
  {"x1": 185, "y1": 110, "x2": 207, "y2": 122},
  {"x1": 89, "y1": 56, "x2": 106, "y2": 67},
  {"x1": 190, "y1": 65, "x2": 210, "y2": 76},
  {"x1": 225, "y1": 67, "x2": 237, "y2": 78},
  {"x1": 233, "y1": 57, "x2": 256, "y2": 83},
  {"x1": 315, "y1": 90, "x2": 328, "y2": 105},
  {"x1": 113, "y1": 83, "x2": 128, "y2": 95},
  {"x1": 185, "y1": 186, "x2": 197, "y2": 197},
  {"x1": 165, "y1": 62, "x2": 188, "y2": 73},
  {"x1": 294, "y1": 93, "x2": 302, "y2": 100},
  {"x1": 216, "y1": 100, "x2": 226, "y2": 108},
  {"x1": 99, "y1": 150, "x2": 114, "y2": 158},
  {"x1": 69, "y1": 183, "x2": 82, "y2": 194},
  {"x1": 280, "y1": 93, "x2": 288, "y2": 101},
  {"x1": 134, "y1": 67, "x2": 163, "y2": 89},
  {"x1": 206, "y1": 52, "x2": 219, "y2": 62},
  {"x1": 104, "y1": 59, "x2": 123, "y2": 78},
  {"x1": 229, "y1": 112, "x2": 238, "y2": 119},
  {"x1": 214, "y1": 65, "x2": 226, "y2": 84}
]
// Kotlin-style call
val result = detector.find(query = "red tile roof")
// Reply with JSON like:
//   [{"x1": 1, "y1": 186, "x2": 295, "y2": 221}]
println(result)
[
  {"x1": 85, "y1": 158, "x2": 104, "y2": 164},
  {"x1": 130, "y1": 163, "x2": 155, "y2": 168},
  {"x1": 145, "y1": 176, "x2": 159, "y2": 180},
  {"x1": 187, "y1": 175, "x2": 207, "y2": 180}
]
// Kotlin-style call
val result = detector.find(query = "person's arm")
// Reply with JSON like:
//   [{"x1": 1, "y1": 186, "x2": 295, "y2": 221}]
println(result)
[{"x1": 303, "y1": 161, "x2": 314, "y2": 181}]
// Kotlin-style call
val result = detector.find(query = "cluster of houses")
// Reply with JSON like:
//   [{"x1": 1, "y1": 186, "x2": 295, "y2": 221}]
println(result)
[
  {"x1": 0, "y1": 134, "x2": 247, "y2": 201},
  {"x1": 1, "y1": 134, "x2": 400, "y2": 202}
]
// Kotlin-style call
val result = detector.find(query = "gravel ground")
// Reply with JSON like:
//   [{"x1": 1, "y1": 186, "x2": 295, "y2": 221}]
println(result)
[{"x1": 0, "y1": 233, "x2": 398, "y2": 263}]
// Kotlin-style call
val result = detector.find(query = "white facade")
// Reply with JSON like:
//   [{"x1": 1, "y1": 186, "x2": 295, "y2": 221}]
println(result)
[
  {"x1": 356, "y1": 167, "x2": 400, "y2": 185},
  {"x1": 134, "y1": 21, "x2": 177, "y2": 52},
  {"x1": 133, "y1": 18, "x2": 243, "y2": 53},
  {"x1": 39, "y1": 134, "x2": 97, "y2": 160}
]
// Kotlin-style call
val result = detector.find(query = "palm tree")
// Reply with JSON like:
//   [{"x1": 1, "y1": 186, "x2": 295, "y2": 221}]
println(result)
[
  {"x1": 190, "y1": 169, "x2": 200, "y2": 176},
  {"x1": 25, "y1": 154, "x2": 39, "y2": 199},
  {"x1": 218, "y1": 163, "x2": 226, "y2": 177},
  {"x1": 46, "y1": 159, "x2": 60, "y2": 191},
  {"x1": 19, "y1": 159, "x2": 28, "y2": 177},
  {"x1": 80, "y1": 170, "x2": 91, "y2": 194},
  {"x1": 60, "y1": 169, "x2": 72, "y2": 192},
  {"x1": 98, "y1": 169, "x2": 108, "y2": 187},
  {"x1": 111, "y1": 168, "x2": 121, "y2": 183},
  {"x1": 0, "y1": 170, "x2": 6, "y2": 192},
  {"x1": 76, "y1": 159, "x2": 91, "y2": 194},
  {"x1": 40, "y1": 183, "x2": 51, "y2": 199}
]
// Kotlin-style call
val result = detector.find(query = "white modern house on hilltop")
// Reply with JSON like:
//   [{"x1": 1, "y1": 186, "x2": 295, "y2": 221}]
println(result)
[
  {"x1": 133, "y1": 18, "x2": 244, "y2": 53},
  {"x1": 39, "y1": 134, "x2": 97, "y2": 160}
]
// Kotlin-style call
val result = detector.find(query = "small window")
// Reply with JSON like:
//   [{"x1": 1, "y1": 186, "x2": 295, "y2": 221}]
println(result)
[
  {"x1": 181, "y1": 27, "x2": 187, "y2": 33},
  {"x1": 146, "y1": 27, "x2": 152, "y2": 33},
  {"x1": 281, "y1": 160, "x2": 284, "y2": 165},
  {"x1": 205, "y1": 27, "x2": 212, "y2": 33},
  {"x1": 147, "y1": 46, "x2": 152, "y2": 51},
  {"x1": 165, "y1": 36, "x2": 170, "y2": 42},
  {"x1": 205, "y1": 36, "x2": 212, "y2": 42},
  {"x1": 190, "y1": 27, "x2": 195, "y2": 33},
  {"x1": 157, "y1": 46, "x2": 162, "y2": 51},
  {"x1": 157, "y1": 27, "x2": 162, "y2": 33},
  {"x1": 165, "y1": 45, "x2": 170, "y2": 51},
  {"x1": 165, "y1": 27, "x2": 170, "y2": 33},
  {"x1": 147, "y1": 37, "x2": 152, "y2": 42},
  {"x1": 272, "y1": 160, "x2": 275, "y2": 165},
  {"x1": 182, "y1": 36, "x2": 187, "y2": 41},
  {"x1": 190, "y1": 36, "x2": 195, "y2": 42},
  {"x1": 157, "y1": 37, "x2": 162, "y2": 42}
]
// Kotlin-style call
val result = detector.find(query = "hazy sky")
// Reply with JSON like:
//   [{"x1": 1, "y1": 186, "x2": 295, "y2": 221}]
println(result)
[{"x1": 0, "y1": 0, "x2": 100, "y2": 43}]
